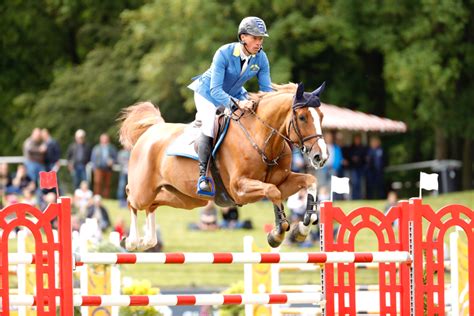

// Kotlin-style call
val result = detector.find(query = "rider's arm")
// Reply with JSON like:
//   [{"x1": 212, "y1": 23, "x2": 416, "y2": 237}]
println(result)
[
  {"x1": 239, "y1": 87, "x2": 249, "y2": 100},
  {"x1": 257, "y1": 51, "x2": 272, "y2": 92},
  {"x1": 209, "y1": 49, "x2": 237, "y2": 108}
]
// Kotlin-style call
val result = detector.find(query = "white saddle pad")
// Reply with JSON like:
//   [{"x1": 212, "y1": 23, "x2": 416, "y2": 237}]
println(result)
[{"x1": 165, "y1": 124, "x2": 200, "y2": 160}]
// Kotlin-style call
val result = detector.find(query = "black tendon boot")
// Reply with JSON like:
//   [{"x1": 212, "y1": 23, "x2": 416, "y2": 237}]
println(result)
[{"x1": 196, "y1": 134, "x2": 215, "y2": 196}]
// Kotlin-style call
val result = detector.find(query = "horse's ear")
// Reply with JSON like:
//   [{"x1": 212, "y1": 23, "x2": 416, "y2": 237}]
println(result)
[
  {"x1": 296, "y1": 82, "x2": 305, "y2": 99},
  {"x1": 312, "y1": 81, "x2": 326, "y2": 97}
]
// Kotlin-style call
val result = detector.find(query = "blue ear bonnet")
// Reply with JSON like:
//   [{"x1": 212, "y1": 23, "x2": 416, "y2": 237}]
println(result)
[{"x1": 293, "y1": 82, "x2": 326, "y2": 109}]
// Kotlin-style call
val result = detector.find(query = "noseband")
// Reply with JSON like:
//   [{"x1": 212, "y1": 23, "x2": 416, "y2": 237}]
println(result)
[{"x1": 288, "y1": 107, "x2": 324, "y2": 154}]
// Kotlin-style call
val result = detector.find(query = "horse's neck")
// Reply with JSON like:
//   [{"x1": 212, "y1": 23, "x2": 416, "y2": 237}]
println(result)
[
  {"x1": 242, "y1": 95, "x2": 292, "y2": 150},
  {"x1": 253, "y1": 95, "x2": 292, "y2": 135}
]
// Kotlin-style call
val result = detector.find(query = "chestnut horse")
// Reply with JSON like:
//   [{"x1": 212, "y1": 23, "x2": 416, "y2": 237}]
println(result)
[{"x1": 119, "y1": 82, "x2": 328, "y2": 251}]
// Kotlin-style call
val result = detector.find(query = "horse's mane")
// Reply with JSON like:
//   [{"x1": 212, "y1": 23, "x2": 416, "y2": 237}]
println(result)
[{"x1": 248, "y1": 83, "x2": 297, "y2": 105}]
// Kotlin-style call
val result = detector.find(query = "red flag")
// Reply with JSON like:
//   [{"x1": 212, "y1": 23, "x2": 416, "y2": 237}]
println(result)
[{"x1": 39, "y1": 171, "x2": 58, "y2": 190}]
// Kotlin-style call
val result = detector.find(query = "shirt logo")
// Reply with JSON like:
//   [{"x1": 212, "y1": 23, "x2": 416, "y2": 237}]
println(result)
[{"x1": 250, "y1": 64, "x2": 260, "y2": 72}]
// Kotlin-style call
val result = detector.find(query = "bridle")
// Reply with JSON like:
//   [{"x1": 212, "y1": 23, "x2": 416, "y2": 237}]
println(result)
[
  {"x1": 231, "y1": 100, "x2": 323, "y2": 166},
  {"x1": 287, "y1": 106, "x2": 324, "y2": 155}
]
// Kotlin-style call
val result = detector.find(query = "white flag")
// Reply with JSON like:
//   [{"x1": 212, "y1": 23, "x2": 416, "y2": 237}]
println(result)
[
  {"x1": 331, "y1": 176, "x2": 350, "y2": 194},
  {"x1": 420, "y1": 172, "x2": 439, "y2": 191}
]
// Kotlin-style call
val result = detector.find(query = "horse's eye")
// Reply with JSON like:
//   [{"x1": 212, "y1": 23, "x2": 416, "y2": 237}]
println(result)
[{"x1": 298, "y1": 114, "x2": 307, "y2": 122}]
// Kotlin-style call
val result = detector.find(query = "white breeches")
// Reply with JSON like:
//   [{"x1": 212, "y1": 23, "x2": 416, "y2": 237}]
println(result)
[{"x1": 194, "y1": 92, "x2": 216, "y2": 137}]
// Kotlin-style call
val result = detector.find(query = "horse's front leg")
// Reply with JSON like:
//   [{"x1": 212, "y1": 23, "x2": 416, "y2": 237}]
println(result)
[
  {"x1": 278, "y1": 173, "x2": 319, "y2": 243},
  {"x1": 231, "y1": 177, "x2": 289, "y2": 248}
]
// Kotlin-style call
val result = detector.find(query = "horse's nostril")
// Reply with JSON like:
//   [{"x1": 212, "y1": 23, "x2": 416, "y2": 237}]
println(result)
[{"x1": 313, "y1": 154, "x2": 321, "y2": 162}]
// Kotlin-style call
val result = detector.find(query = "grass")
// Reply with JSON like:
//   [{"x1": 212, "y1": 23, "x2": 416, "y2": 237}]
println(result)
[
  {"x1": 6, "y1": 190, "x2": 473, "y2": 290},
  {"x1": 101, "y1": 190, "x2": 473, "y2": 289}
]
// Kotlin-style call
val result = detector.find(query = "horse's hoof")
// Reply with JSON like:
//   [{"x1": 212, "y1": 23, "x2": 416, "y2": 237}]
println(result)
[
  {"x1": 289, "y1": 223, "x2": 309, "y2": 243},
  {"x1": 124, "y1": 237, "x2": 139, "y2": 251},
  {"x1": 267, "y1": 232, "x2": 284, "y2": 248}
]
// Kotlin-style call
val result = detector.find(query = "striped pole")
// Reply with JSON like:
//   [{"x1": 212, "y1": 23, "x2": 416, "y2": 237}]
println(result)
[
  {"x1": 6, "y1": 252, "x2": 412, "y2": 265},
  {"x1": 7, "y1": 293, "x2": 323, "y2": 307}
]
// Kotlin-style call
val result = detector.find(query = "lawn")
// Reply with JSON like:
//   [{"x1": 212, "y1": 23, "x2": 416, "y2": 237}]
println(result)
[
  {"x1": 100, "y1": 190, "x2": 473, "y2": 290},
  {"x1": 5, "y1": 191, "x2": 472, "y2": 290}
]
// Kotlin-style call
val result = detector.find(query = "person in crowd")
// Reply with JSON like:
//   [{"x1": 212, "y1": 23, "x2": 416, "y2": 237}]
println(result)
[
  {"x1": 347, "y1": 134, "x2": 367, "y2": 200},
  {"x1": 23, "y1": 128, "x2": 46, "y2": 184},
  {"x1": 6, "y1": 164, "x2": 32, "y2": 195},
  {"x1": 384, "y1": 191, "x2": 398, "y2": 214},
  {"x1": 366, "y1": 136, "x2": 385, "y2": 199},
  {"x1": 220, "y1": 206, "x2": 242, "y2": 229},
  {"x1": 189, "y1": 201, "x2": 219, "y2": 231},
  {"x1": 67, "y1": 129, "x2": 92, "y2": 190},
  {"x1": 74, "y1": 180, "x2": 93, "y2": 216},
  {"x1": 287, "y1": 188, "x2": 307, "y2": 224},
  {"x1": 291, "y1": 146, "x2": 306, "y2": 173},
  {"x1": 39, "y1": 192, "x2": 57, "y2": 211},
  {"x1": 188, "y1": 16, "x2": 272, "y2": 196},
  {"x1": 90, "y1": 133, "x2": 117, "y2": 198},
  {"x1": 335, "y1": 132, "x2": 348, "y2": 178},
  {"x1": 116, "y1": 147, "x2": 130, "y2": 208},
  {"x1": 318, "y1": 185, "x2": 331, "y2": 201},
  {"x1": 114, "y1": 217, "x2": 127, "y2": 240},
  {"x1": 41, "y1": 128, "x2": 61, "y2": 172},
  {"x1": 318, "y1": 132, "x2": 343, "y2": 187},
  {"x1": 21, "y1": 188, "x2": 37, "y2": 206},
  {"x1": 86, "y1": 194, "x2": 111, "y2": 232},
  {"x1": 384, "y1": 190, "x2": 399, "y2": 227},
  {"x1": 0, "y1": 163, "x2": 11, "y2": 191}
]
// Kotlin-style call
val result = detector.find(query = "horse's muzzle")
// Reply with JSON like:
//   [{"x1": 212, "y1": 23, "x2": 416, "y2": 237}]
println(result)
[{"x1": 309, "y1": 151, "x2": 327, "y2": 170}]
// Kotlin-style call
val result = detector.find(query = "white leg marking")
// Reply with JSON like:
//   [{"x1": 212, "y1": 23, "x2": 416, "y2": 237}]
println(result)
[{"x1": 126, "y1": 208, "x2": 139, "y2": 251}]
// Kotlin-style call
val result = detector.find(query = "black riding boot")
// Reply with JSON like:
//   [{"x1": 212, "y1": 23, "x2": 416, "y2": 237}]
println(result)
[{"x1": 197, "y1": 134, "x2": 214, "y2": 196}]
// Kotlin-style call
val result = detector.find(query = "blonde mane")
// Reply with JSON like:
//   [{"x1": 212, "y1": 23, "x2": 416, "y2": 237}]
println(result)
[{"x1": 248, "y1": 83, "x2": 298, "y2": 103}]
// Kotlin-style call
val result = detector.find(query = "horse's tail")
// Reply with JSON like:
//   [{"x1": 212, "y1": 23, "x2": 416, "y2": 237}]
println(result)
[{"x1": 118, "y1": 101, "x2": 165, "y2": 149}]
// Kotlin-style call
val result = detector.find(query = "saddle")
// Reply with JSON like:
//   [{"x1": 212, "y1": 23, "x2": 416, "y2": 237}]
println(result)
[{"x1": 166, "y1": 108, "x2": 238, "y2": 207}]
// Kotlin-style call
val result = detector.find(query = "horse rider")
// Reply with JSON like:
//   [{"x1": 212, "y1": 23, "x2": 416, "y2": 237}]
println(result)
[{"x1": 188, "y1": 16, "x2": 273, "y2": 196}]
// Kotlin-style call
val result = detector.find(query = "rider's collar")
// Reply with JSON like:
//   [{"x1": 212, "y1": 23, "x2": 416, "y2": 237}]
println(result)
[{"x1": 235, "y1": 43, "x2": 255, "y2": 59}]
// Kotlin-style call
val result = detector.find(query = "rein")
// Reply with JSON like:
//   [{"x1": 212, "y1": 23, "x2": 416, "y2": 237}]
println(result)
[{"x1": 230, "y1": 101, "x2": 323, "y2": 166}]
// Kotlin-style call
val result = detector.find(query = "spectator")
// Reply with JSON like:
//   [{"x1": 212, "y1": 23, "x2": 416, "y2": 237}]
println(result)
[
  {"x1": 114, "y1": 217, "x2": 127, "y2": 240},
  {"x1": 318, "y1": 132, "x2": 343, "y2": 187},
  {"x1": 384, "y1": 191, "x2": 398, "y2": 214},
  {"x1": 291, "y1": 147, "x2": 306, "y2": 173},
  {"x1": 23, "y1": 128, "x2": 46, "y2": 184},
  {"x1": 74, "y1": 180, "x2": 93, "y2": 217},
  {"x1": 116, "y1": 147, "x2": 130, "y2": 208},
  {"x1": 91, "y1": 133, "x2": 117, "y2": 198},
  {"x1": 335, "y1": 132, "x2": 348, "y2": 178},
  {"x1": 86, "y1": 195, "x2": 111, "y2": 232},
  {"x1": 347, "y1": 134, "x2": 367, "y2": 200},
  {"x1": 287, "y1": 188, "x2": 307, "y2": 223},
  {"x1": 220, "y1": 206, "x2": 242, "y2": 229},
  {"x1": 188, "y1": 201, "x2": 219, "y2": 231},
  {"x1": 67, "y1": 129, "x2": 92, "y2": 190},
  {"x1": 41, "y1": 128, "x2": 61, "y2": 172},
  {"x1": 0, "y1": 163, "x2": 11, "y2": 191},
  {"x1": 39, "y1": 192, "x2": 57, "y2": 211},
  {"x1": 6, "y1": 164, "x2": 32, "y2": 195},
  {"x1": 21, "y1": 188, "x2": 37, "y2": 206},
  {"x1": 366, "y1": 136, "x2": 385, "y2": 199},
  {"x1": 318, "y1": 185, "x2": 331, "y2": 201}
]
